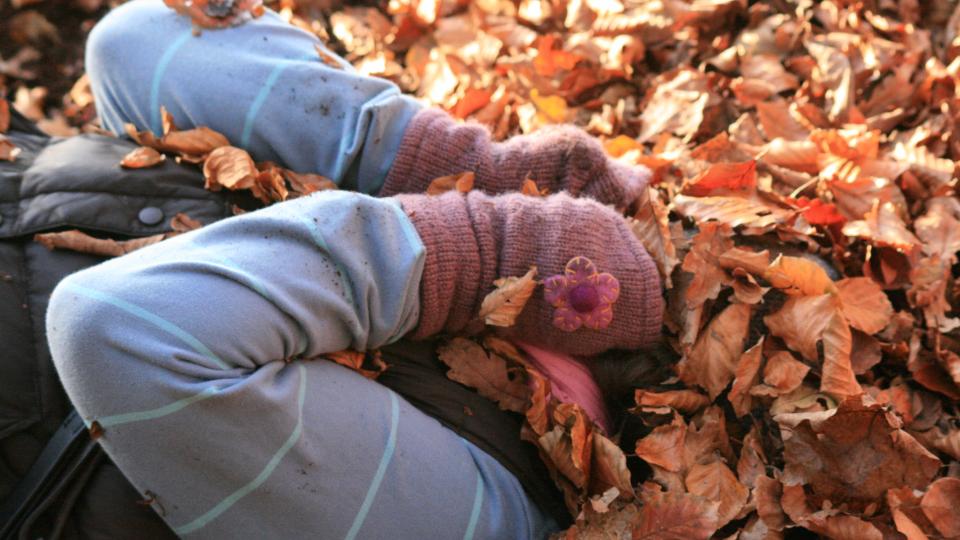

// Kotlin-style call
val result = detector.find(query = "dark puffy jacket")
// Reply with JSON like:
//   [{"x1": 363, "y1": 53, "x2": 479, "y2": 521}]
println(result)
[{"x1": 0, "y1": 110, "x2": 566, "y2": 539}]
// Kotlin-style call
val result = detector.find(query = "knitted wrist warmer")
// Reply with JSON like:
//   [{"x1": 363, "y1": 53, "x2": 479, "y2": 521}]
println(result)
[
  {"x1": 395, "y1": 191, "x2": 663, "y2": 356},
  {"x1": 380, "y1": 108, "x2": 650, "y2": 209}
]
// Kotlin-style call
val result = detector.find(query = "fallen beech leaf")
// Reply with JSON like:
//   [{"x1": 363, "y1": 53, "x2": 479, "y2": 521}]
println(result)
[
  {"x1": 736, "y1": 427, "x2": 766, "y2": 489},
  {"x1": 590, "y1": 433, "x2": 634, "y2": 498},
  {"x1": 437, "y1": 337, "x2": 529, "y2": 414},
  {"x1": 679, "y1": 303, "x2": 752, "y2": 399},
  {"x1": 633, "y1": 489, "x2": 719, "y2": 540},
  {"x1": 764, "y1": 254, "x2": 837, "y2": 296},
  {"x1": 684, "y1": 461, "x2": 749, "y2": 528},
  {"x1": 479, "y1": 266, "x2": 537, "y2": 327},
  {"x1": 887, "y1": 486, "x2": 936, "y2": 540},
  {"x1": 843, "y1": 201, "x2": 921, "y2": 254},
  {"x1": 323, "y1": 349, "x2": 387, "y2": 379},
  {"x1": 529, "y1": 88, "x2": 568, "y2": 124},
  {"x1": 203, "y1": 146, "x2": 257, "y2": 191},
  {"x1": 281, "y1": 169, "x2": 337, "y2": 194},
  {"x1": 634, "y1": 389, "x2": 709, "y2": 414},
  {"x1": 426, "y1": 171, "x2": 475, "y2": 195},
  {"x1": 540, "y1": 403, "x2": 593, "y2": 489},
  {"x1": 835, "y1": 277, "x2": 893, "y2": 334},
  {"x1": 754, "y1": 475, "x2": 785, "y2": 531},
  {"x1": 756, "y1": 101, "x2": 810, "y2": 141},
  {"x1": 729, "y1": 337, "x2": 763, "y2": 417},
  {"x1": 682, "y1": 160, "x2": 756, "y2": 197},
  {"x1": 120, "y1": 146, "x2": 165, "y2": 169},
  {"x1": 34, "y1": 230, "x2": 167, "y2": 256},
  {"x1": 717, "y1": 247, "x2": 770, "y2": 276},
  {"x1": 0, "y1": 98, "x2": 9, "y2": 133},
  {"x1": 630, "y1": 188, "x2": 679, "y2": 288},
  {"x1": 780, "y1": 396, "x2": 941, "y2": 505},
  {"x1": 763, "y1": 350, "x2": 810, "y2": 394},
  {"x1": 764, "y1": 294, "x2": 835, "y2": 361},
  {"x1": 160, "y1": 126, "x2": 230, "y2": 157},
  {"x1": 524, "y1": 367, "x2": 550, "y2": 437},
  {"x1": 635, "y1": 413, "x2": 686, "y2": 472},
  {"x1": 681, "y1": 222, "x2": 733, "y2": 308},
  {"x1": 672, "y1": 194, "x2": 794, "y2": 229},
  {"x1": 0, "y1": 135, "x2": 21, "y2": 162},
  {"x1": 820, "y1": 309, "x2": 862, "y2": 398},
  {"x1": 921, "y1": 477, "x2": 960, "y2": 538},
  {"x1": 169, "y1": 213, "x2": 203, "y2": 233},
  {"x1": 520, "y1": 177, "x2": 546, "y2": 197}
]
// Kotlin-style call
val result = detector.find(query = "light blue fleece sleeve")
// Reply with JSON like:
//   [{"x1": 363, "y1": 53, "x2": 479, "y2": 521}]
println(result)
[
  {"x1": 45, "y1": 191, "x2": 556, "y2": 538},
  {"x1": 84, "y1": 0, "x2": 423, "y2": 194}
]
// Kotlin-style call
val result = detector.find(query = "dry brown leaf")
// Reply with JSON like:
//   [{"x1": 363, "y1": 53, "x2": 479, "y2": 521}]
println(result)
[
  {"x1": 323, "y1": 349, "x2": 387, "y2": 380},
  {"x1": 763, "y1": 350, "x2": 810, "y2": 394},
  {"x1": 282, "y1": 169, "x2": 337, "y2": 194},
  {"x1": 843, "y1": 201, "x2": 922, "y2": 254},
  {"x1": 203, "y1": 146, "x2": 258, "y2": 191},
  {"x1": 0, "y1": 98, "x2": 9, "y2": 133},
  {"x1": 736, "y1": 426, "x2": 766, "y2": 489},
  {"x1": 635, "y1": 413, "x2": 686, "y2": 473},
  {"x1": 120, "y1": 146, "x2": 165, "y2": 169},
  {"x1": 34, "y1": 230, "x2": 167, "y2": 256},
  {"x1": 729, "y1": 337, "x2": 763, "y2": 417},
  {"x1": 921, "y1": 477, "x2": 960, "y2": 538},
  {"x1": 479, "y1": 266, "x2": 537, "y2": 327},
  {"x1": 673, "y1": 194, "x2": 794, "y2": 230},
  {"x1": 160, "y1": 126, "x2": 230, "y2": 157},
  {"x1": 634, "y1": 389, "x2": 710, "y2": 414},
  {"x1": 764, "y1": 294, "x2": 835, "y2": 361},
  {"x1": 0, "y1": 135, "x2": 21, "y2": 162},
  {"x1": 684, "y1": 461, "x2": 749, "y2": 528},
  {"x1": 679, "y1": 303, "x2": 752, "y2": 399},
  {"x1": 426, "y1": 171, "x2": 475, "y2": 195},
  {"x1": 763, "y1": 255, "x2": 837, "y2": 296},
  {"x1": 780, "y1": 396, "x2": 941, "y2": 505},
  {"x1": 630, "y1": 188, "x2": 679, "y2": 288},
  {"x1": 820, "y1": 309, "x2": 862, "y2": 398},
  {"x1": 590, "y1": 433, "x2": 634, "y2": 498},
  {"x1": 437, "y1": 337, "x2": 529, "y2": 414},
  {"x1": 835, "y1": 277, "x2": 893, "y2": 335},
  {"x1": 681, "y1": 222, "x2": 734, "y2": 308},
  {"x1": 682, "y1": 160, "x2": 756, "y2": 197},
  {"x1": 633, "y1": 488, "x2": 720, "y2": 540}
]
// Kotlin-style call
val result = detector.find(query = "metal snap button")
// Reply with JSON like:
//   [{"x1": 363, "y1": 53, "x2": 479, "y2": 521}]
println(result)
[{"x1": 138, "y1": 206, "x2": 164, "y2": 226}]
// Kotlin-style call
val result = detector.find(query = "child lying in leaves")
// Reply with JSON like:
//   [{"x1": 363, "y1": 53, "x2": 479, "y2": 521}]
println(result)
[{"x1": 46, "y1": 0, "x2": 663, "y2": 537}]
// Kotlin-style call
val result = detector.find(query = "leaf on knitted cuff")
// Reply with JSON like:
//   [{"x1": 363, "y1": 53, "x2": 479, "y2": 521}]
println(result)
[
  {"x1": 425, "y1": 171, "x2": 474, "y2": 195},
  {"x1": 479, "y1": 266, "x2": 538, "y2": 327}
]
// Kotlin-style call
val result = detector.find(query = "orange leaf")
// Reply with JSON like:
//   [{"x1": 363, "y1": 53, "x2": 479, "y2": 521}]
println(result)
[
  {"x1": 684, "y1": 461, "x2": 749, "y2": 528},
  {"x1": 634, "y1": 389, "x2": 710, "y2": 414},
  {"x1": 635, "y1": 414, "x2": 686, "y2": 472},
  {"x1": 728, "y1": 337, "x2": 763, "y2": 417},
  {"x1": 764, "y1": 294, "x2": 835, "y2": 361},
  {"x1": 34, "y1": 230, "x2": 167, "y2": 257},
  {"x1": 835, "y1": 277, "x2": 893, "y2": 334},
  {"x1": 630, "y1": 188, "x2": 679, "y2": 288},
  {"x1": 451, "y1": 87, "x2": 493, "y2": 119},
  {"x1": 679, "y1": 303, "x2": 752, "y2": 399},
  {"x1": 682, "y1": 160, "x2": 756, "y2": 197},
  {"x1": 120, "y1": 146, "x2": 165, "y2": 169},
  {"x1": 0, "y1": 98, "x2": 9, "y2": 133},
  {"x1": 763, "y1": 254, "x2": 837, "y2": 296},
  {"x1": 921, "y1": 478, "x2": 960, "y2": 538},
  {"x1": 203, "y1": 146, "x2": 258, "y2": 191},
  {"x1": 437, "y1": 337, "x2": 530, "y2": 414},
  {"x1": 762, "y1": 350, "x2": 810, "y2": 394},
  {"x1": 479, "y1": 266, "x2": 538, "y2": 327},
  {"x1": 633, "y1": 489, "x2": 719, "y2": 540},
  {"x1": 426, "y1": 171, "x2": 475, "y2": 195},
  {"x1": 681, "y1": 222, "x2": 734, "y2": 308}
]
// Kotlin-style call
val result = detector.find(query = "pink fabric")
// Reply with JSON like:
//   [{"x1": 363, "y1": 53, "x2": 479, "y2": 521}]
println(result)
[
  {"x1": 518, "y1": 342, "x2": 612, "y2": 434},
  {"x1": 380, "y1": 108, "x2": 650, "y2": 209},
  {"x1": 395, "y1": 190, "x2": 663, "y2": 356}
]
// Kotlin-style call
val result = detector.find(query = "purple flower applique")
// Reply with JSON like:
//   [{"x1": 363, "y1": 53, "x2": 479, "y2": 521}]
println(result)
[{"x1": 543, "y1": 256, "x2": 620, "y2": 332}]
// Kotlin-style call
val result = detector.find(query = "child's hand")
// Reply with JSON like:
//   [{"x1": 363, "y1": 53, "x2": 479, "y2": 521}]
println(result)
[
  {"x1": 380, "y1": 109, "x2": 650, "y2": 210},
  {"x1": 396, "y1": 191, "x2": 663, "y2": 356},
  {"x1": 163, "y1": 0, "x2": 264, "y2": 29}
]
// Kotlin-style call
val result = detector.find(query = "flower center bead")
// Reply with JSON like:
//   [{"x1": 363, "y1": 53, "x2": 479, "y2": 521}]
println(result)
[{"x1": 568, "y1": 283, "x2": 600, "y2": 313}]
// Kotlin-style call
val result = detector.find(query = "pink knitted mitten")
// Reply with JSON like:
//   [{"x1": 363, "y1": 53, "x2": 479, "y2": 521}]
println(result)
[
  {"x1": 395, "y1": 191, "x2": 663, "y2": 356},
  {"x1": 380, "y1": 108, "x2": 650, "y2": 209}
]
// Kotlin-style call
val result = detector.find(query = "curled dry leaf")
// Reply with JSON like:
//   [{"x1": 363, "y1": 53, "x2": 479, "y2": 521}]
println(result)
[
  {"x1": 426, "y1": 171, "x2": 475, "y2": 195},
  {"x1": 630, "y1": 187, "x2": 678, "y2": 288},
  {"x1": 633, "y1": 488, "x2": 720, "y2": 540},
  {"x1": 203, "y1": 146, "x2": 258, "y2": 191},
  {"x1": 728, "y1": 337, "x2": 763, "y2": 417},
  {"x1": 479, "y1": 266, "x2": 538, "y2": 327},
  {"x1": 843, "y1": 201, "x2": 921, "y2": 254},
  {"x1": 635, "y1": 413, "x2": 686, "y2": 473},
  {"x1": 323, "y1": 349, "x2": 387, "y2": 380},
  {"x1": 120, "y1": 146, "x2": 165, "y2": 169},
  {"x1": 634, "y1": 389, "x2": 709, "y2": 414},
  {"x1": 0, "y1": 98, "x2": 9, "y2": 133},
  {"x1": 780, "y1": 396, "x2": 941, "y2": 505},
  {"x1": 763, "y1": 254, "x2": 837, "y2": 296},
  {"x1": 437, "y1": 337, "x2": 530, "y2": 414},
  {"x1": 681, "y1": 222, "x2": 733, "y2": 308},
  {"x1": 34, "y1": 230, "x2": 167, "y2": 257},
  {"x1": 684, "y1": 460, "x2": 749, "y2": 528},
  {"x1": 0, "y1": 135, "x2": 21, "y2": 162},
  {"x1": 762, "y1": 350, "x2": 810, "y2": 394},
  {"x1": 835, "y1": 277, "x2": 894, "y2": 335},
  {"x1": 921, "y1": 477, "x2": 960, "y2": 538},
  {"x1": 679, "y1": 303, "x2": 752, "y2": 399}
]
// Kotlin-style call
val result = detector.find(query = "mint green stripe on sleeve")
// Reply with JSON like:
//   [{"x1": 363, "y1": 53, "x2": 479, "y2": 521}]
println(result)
[
  {"x1": 463, "y1": 469, "x2": 484, "y2": 540},
  {"x1": 97, "y1": 385, "x2": 222, "y2": 428},
  {"x1": 62, "y1": 283, "x2": 229, "y2": 370},
  {"x1": 173, "y1": 363, "x2": 308, "y2": 536},
  {"x1": 149, "y1": 31, "x2": 192, "y2": 134},
  {"x1": 344, "y1": 391, "x2": 400, "y2": 540}
]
